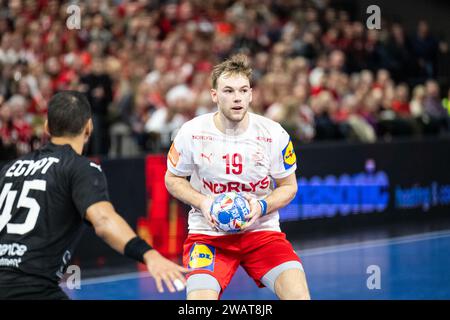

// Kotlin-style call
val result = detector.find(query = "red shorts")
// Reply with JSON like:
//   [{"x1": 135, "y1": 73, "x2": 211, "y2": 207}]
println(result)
[{"x1": 182, "y1": 231, "x2": 301, "y2": 292}]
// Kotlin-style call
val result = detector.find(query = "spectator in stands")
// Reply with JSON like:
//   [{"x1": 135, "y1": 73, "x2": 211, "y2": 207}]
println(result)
[
  {"x1": 311, "y1": 91, "x2": 343, "y2": 140},
  {"x1": 195, "y1": 89, "x2": 217, "y2": 116},
  {"x1": 345, "y1": 95, "x2": 376, "y2": 143},
  {"x1": 8, "y1": 94, "x2": 33, "y2": 154},
  {"x1": 145, "y1": 84, "x2": 195, "y2": 151},
  {"x1": 385, "y1": 23, "x2": 414, "y2": 83},
  {"x1": 442, "y1": 88, "x2": 450, "y2": 116},
  {"x1": 392, "y1": 84, "x2": 411, "y2": 116},
  {"x1": 80, "y1": 57, "x2": 113, "y2": 156},
  {"x1": 411, "y1": 20, "x2": 439, "y2": 80},
  {"x1": 423, "y1": 80, "x2": 450, "y2": 132},
  {"x1": 0, "y1": 101, "x2": 17, "y2": 159},
  {"x1": 410, "y1": 85, "x2": 426, "y2": 117}
]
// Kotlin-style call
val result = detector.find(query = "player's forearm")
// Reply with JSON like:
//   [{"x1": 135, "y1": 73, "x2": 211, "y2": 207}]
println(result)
[
  {"x1": 165, "y1": 173, "x2": 206, "y2": 209},
  {"x1": 263, "y1": 183, "x2": 297, "y2": 215},
  {"x1": 94, "y1": 211, "x2": 138, "y2": 253},
  {"x1": 86, "y1": 202, "x2": 138, "y2": 254}
]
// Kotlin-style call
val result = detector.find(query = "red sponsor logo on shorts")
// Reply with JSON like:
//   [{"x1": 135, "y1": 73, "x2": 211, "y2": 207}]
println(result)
[{"x1": 202, "y1": 176, "x2": 270, "y2": 194}]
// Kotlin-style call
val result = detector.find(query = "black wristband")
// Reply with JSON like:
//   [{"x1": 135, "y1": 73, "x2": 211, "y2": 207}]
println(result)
[{"x1": 124, "y1": 236, "x2": 153, "y2": 263}]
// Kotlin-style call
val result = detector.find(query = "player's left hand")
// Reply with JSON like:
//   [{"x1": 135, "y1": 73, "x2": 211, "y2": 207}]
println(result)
[
  {"x1": 143, "y1": 249, "x2": 189, "y2": 293},
  {"x1": 241, "y1": 195, "x2": 262, "y2": 230},
  {"x1": 199, "y1": 195, "x2": 219, "y2": 230}
]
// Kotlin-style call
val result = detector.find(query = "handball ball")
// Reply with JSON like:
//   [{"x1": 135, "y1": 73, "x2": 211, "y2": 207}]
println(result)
[{"x1": 210, "y1": 192, "x2": 251, "y2": 233}]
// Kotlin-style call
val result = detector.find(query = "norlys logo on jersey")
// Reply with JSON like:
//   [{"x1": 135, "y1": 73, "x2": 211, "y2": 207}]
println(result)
[{"x1": 202, "y1": 176, "x2": 270, "y2": 194}]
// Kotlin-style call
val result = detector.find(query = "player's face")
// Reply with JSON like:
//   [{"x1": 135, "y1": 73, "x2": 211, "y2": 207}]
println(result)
[{"x1": 211, "y1": 73, "x2": 252, "y2": 123}]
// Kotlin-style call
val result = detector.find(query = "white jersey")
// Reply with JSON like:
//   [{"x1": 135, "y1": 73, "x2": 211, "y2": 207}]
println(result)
[{"x1": 167, "y1": 112, "x2": 297, "y2": 236}]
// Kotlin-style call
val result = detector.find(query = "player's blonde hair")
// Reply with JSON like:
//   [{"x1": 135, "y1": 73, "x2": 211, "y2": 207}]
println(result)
[{"x1": 211, "y1": 54, "x2": 252, "y2": 89}]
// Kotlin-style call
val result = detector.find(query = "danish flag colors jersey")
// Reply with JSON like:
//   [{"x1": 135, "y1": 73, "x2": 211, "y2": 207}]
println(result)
[{"x1": 167, "y1": 112, "x2": 297, "y2": 236}]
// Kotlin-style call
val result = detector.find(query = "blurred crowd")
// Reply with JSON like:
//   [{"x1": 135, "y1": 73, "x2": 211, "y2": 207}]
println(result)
[{"x1": 1, "y1": 0, "x2": 450, "y2": 160}]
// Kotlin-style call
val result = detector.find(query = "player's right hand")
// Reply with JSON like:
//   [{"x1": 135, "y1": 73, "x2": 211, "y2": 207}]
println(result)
[
  {"x1": 143, "y1": 249, "x2": 189, "y2": 293},
  {"x1": 241, "y1": 194, "x2": 262, "y2": 230},
  {"x1": 199, "y1": 195, "x2": 218, "y2": 229}
]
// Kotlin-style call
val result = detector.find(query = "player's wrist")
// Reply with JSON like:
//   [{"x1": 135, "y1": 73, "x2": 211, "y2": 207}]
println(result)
[
  {"x1": 124, "y1": 236, "x2": 153, "y2": 263},
  {"x1": 199, "y1": 195, "x2": 213, "y2": 211},
  {"x1": 257, "y1": 199, "x2": 268, "y2": 216},
  {"x1": 143, "y1": 248, "x2": 160, "y2": 263}
]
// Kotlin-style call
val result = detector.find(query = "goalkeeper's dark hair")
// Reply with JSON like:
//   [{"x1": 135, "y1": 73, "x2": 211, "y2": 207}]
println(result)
[{"x1": 47, "y1": 91, "x2": 91, "y2": 137}]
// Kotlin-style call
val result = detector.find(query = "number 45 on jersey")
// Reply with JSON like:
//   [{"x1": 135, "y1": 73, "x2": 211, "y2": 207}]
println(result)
[{"x1": 0, "y1": 180, "x2": 46, "y2": 235}]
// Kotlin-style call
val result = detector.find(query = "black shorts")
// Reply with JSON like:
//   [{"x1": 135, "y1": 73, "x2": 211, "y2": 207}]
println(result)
[
  {"x1": 0, "y1": 285, "x2": 69, "y2": 300},
  {"x1": 0, "y1": 270, "x2": 69, "y2": 300},
  {"x1": 0, "y1": 284, "x2": 69, "y2": 300}
]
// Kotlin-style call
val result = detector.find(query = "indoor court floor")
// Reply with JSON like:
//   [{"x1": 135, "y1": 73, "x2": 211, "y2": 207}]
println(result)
[{"x1": 64, "y1": 229, "x2": 450, "y2": 300}]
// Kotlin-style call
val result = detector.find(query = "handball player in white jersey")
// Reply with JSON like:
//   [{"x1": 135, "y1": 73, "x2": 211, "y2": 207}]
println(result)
[{"x1": 165, "y1": 54, "x2": 310, "y2": 300}]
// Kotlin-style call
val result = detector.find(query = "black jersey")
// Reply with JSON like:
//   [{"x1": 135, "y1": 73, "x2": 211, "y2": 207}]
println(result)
[{"x1": 0, "y1": 142, "x2": 109, "y2": 288}]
